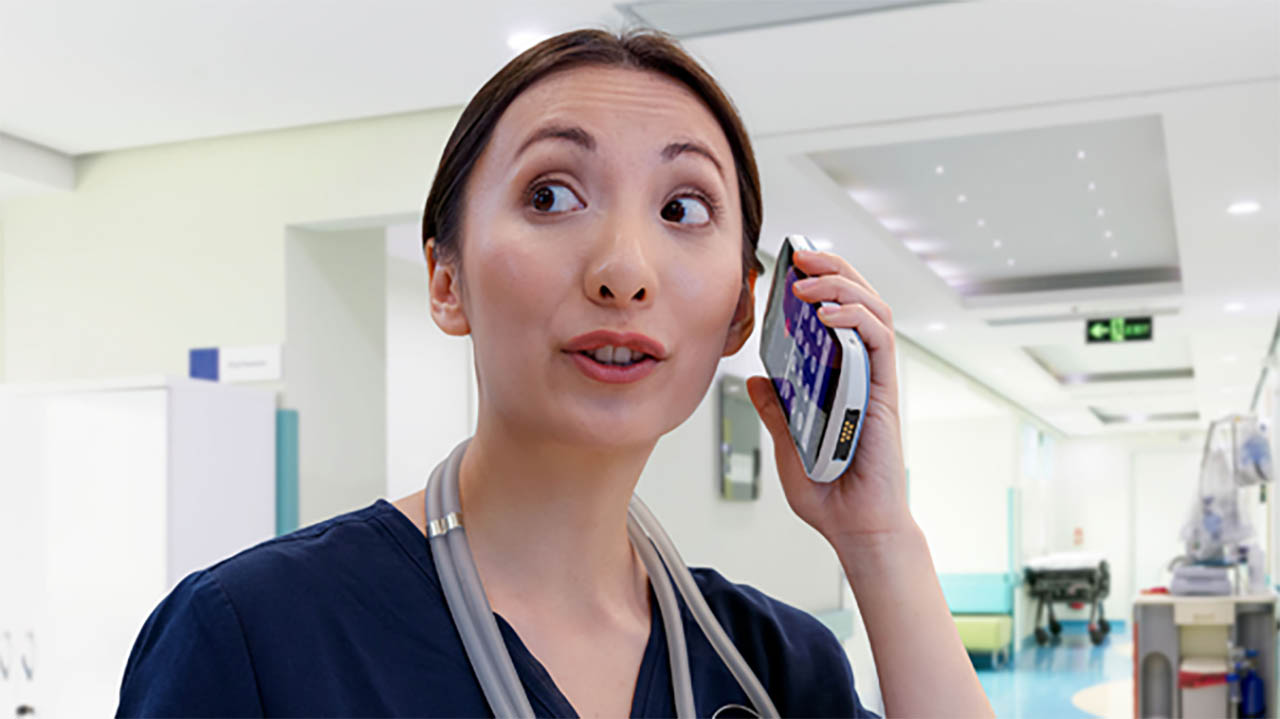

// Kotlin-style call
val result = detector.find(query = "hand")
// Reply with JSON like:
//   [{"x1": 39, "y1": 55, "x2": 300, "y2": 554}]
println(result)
[{"x1": 746, "y1": 249, "x2": 913, "y2": 545}]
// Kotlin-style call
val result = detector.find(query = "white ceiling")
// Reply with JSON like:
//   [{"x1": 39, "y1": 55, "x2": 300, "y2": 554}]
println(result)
[
  {"x1": 0, "y1": 0, "x2": 623, "y2": 155},
  {"x1": 1, "y1": 0, "x2": 1277, "y2": 436},
  {"x1": 812, "y1": 115, "x2": 1180, "y2": 292}
]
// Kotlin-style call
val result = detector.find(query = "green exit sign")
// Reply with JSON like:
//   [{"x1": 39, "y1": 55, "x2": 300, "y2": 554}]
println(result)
[{"x1": 1086, "y1": 316, "x2": 1153, "y2": 343}]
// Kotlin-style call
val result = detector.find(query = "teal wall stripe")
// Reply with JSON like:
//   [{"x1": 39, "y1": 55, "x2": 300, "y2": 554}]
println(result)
[{"x1": 276, "y1": 409, "x2": 300, "y2": 536}]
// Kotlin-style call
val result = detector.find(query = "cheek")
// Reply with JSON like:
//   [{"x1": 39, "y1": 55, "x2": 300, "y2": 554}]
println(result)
[
  {"x1": 461, "y1": 222, "x2": 573, "y2": 372},
  {"x1": 667, "y1": 249, "x2": 742, "y2": 339}
]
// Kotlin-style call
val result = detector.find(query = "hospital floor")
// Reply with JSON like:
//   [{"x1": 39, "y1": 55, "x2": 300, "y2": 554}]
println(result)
[{"x1": 977, "y1": 621, "x2": 1133, "y2": 718}]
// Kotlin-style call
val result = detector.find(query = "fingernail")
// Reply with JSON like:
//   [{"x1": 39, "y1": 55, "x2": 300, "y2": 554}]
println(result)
[{"x1": 793, "y1": 278, "x2": 816, "y2": 290}]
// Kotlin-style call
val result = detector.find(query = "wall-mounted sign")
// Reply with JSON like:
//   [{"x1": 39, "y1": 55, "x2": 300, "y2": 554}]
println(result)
[
  {"x1": 190, "y1": 345, "x2": 283, "y2": 382},
  {"x1": 1086, "y1": 317, "x2": 1153, "y2": 344}
]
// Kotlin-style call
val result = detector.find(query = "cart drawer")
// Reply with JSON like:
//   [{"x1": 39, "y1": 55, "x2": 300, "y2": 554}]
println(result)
[{"x1": 1173, "y1": 600, "x2": 1233, "y2": 626}]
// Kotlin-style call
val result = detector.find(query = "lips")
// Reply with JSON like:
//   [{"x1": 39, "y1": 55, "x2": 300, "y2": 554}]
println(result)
[
  {"x1": 563, "y1": 330, "x2": 667, "y2": 384},
  {"x1": 562, "y1": 330, "x2": 668, "y2": 360}
]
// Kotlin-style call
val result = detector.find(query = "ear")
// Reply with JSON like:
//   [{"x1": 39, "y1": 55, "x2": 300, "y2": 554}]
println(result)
[
  {"x1": 722, "y1": 269, "x2": 757, "y2": 356},
  {"x1": 426, "y1": 238, "x2": 471, "y2": 336}
]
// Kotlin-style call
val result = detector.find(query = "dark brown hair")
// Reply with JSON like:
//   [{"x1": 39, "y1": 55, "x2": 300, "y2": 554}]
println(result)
[{"x1": 422, "y1": 28, "x2": 765, "y2": 281}]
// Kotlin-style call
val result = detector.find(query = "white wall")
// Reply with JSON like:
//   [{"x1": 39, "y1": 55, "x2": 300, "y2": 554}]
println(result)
[
  {"x1": 1132, "y1": 447, "x2": 1202, "y2": 592},
  {"x1": 1048, "y1": 439, "x2": 1134, "y2": 622},
  {"x1": 0, "y1": 226, "x2": 5, "y2": 381},
  {"x1": 284, "y1": 226, "x2": 386, "y2": 525},
  {"x1": 908, "y1": 416, "x2": 1018, "y2": 574},
  {"x1": 0, "y1": 107, "x2": 458, "y2": 383},
  {"x1": 901, "y1": 352, "x2": 1020, "y2": 576},
  {"x1": 1045, "y1": 433, "x2": 1204, "y2": 624},
  {"x1": 384, "y1": 223, "x2": 473, "y2": 500}
]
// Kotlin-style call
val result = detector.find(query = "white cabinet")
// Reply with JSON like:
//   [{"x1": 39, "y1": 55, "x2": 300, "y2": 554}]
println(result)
[{"x1": 0, "y1": 377, "x2": 275, "y2": 717}]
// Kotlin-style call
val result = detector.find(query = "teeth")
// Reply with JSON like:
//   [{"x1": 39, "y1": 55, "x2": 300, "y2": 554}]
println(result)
[{"x1": 585, "y1": 345, "x2": 648, "y2": 365}]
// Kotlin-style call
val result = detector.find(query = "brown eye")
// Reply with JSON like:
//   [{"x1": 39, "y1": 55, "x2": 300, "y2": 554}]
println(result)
[
  {"x1": 529, "y1": 183, "x2": 582, "y2": 214},
  {"x1": 660, "y1": 200, "x2": 684, "y2": 222},
  {"x1": 661, "y1": 196, "x2": 711, "y2": 225},
  {"x1": 533, "y1": 187, "x2": 554, "y2": 211}
]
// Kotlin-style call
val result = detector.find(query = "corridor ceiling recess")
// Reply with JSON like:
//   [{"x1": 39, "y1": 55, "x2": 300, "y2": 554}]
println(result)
[{"x1": 0, "y1": 0, "x2": 1275, "y2": 435}]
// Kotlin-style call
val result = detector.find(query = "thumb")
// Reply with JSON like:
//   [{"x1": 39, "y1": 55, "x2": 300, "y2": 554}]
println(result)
[{"x1": 745, "y1": 376, "x2": 805, "y2": 478}]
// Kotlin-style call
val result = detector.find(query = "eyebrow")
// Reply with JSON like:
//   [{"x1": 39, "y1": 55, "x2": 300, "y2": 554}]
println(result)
[
  {"x1": 515, "y1": 123, "x2": 725, "y2": 176},
  {"x1": 516, "y1": 124, "x2": 596, "y2": 157},
  {"x1": 661, "y1": 140, "x2": 724, "y2": 176}
]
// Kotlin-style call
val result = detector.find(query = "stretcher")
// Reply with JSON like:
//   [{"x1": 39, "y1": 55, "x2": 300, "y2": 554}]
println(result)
[{"x1": 1024, "y1": 552, "x2": 1111, "y2": 645}]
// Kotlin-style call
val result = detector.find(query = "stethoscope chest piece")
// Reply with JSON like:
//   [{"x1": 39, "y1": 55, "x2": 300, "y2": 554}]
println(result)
[{"x1": 713, "y1": 702, "x2": 761, "y2": 718}]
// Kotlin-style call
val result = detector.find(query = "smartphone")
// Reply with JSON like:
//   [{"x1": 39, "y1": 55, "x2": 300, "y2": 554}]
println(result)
[{"x1": 758, "y1": 235, "x2": 870, "y2": 483}]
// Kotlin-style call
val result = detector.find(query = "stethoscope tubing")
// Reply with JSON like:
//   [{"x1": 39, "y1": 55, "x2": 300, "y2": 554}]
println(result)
[{"x1": 425, "y1": 439, "x2": 779, "y2": 719}]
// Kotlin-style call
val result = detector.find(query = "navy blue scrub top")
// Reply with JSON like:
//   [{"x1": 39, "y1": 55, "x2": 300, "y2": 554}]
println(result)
[{"x1": 116, "y1": 499, "x2": 878, "y2": 718}]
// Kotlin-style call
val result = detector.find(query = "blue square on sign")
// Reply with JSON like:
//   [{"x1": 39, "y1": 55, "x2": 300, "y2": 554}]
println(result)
[{"x1": 189, "y1": 348, "x2": 219, "y2": 381}]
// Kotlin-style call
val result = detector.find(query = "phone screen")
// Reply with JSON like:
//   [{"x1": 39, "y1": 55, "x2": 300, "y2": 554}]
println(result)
[{"x1": 761, "y1": 246, "x2": 842, "y2": 471}]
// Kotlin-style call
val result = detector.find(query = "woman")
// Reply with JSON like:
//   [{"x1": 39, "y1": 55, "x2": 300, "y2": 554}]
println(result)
[{"x1": 117, "y1": 29, "x2": 991, "y2": 718}]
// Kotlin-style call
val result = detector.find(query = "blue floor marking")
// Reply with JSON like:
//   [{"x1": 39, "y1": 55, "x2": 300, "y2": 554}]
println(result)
[{"x1": 977, "y1": 623, "x2": 1131, "y2": 718}]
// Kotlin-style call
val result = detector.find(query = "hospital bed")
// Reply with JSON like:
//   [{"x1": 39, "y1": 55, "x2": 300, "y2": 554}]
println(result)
[{"x1": 1024, "y1": 552, "x2": 1111, "y2": 646}]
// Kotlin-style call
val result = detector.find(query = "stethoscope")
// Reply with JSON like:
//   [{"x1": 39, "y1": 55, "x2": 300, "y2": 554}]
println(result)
[{"x1": 424, "y1": 439, "x2": 778, "y2": 718}]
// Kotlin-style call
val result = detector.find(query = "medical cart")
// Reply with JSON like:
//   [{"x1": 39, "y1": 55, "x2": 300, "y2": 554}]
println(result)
[{"x1": 1134, "y1": 592, "x2": 1277, "y2": 718}]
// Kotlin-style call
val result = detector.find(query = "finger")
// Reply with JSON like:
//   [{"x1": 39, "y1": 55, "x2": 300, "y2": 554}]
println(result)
[
  {"x1": 793, "y1": 249, "x2": 880, "y2": 297},
  {"x1": 817, "y1": 303, "x2": 899, "y2": 391},
  {"x1": 791, "y1": 274, "x2": 893, "y2": 331},
  {"x1": 745, "y1": 376, "x2": 811, "y2": 497},
  {"x1": 746, "y1": 375, "x2": 791, "y2": 451}
]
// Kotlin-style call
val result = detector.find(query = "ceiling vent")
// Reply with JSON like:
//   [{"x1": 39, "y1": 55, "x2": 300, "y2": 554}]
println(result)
[
  {"x1": 1090, "y1": 408, "x2": 1200, "y2": 425},
  {"x1": 615, "y1": 0, "x2": 951, "y2": 38}
]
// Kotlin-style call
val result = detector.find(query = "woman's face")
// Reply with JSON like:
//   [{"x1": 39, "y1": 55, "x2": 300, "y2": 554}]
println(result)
[{"x1": 431, "y1": 65, "x2": 753, "y2": 449}]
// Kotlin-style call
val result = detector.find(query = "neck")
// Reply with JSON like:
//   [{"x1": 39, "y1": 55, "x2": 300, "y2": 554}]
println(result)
[{"x1": 457, "y1": 410, "x2": 655, "y2": 617}]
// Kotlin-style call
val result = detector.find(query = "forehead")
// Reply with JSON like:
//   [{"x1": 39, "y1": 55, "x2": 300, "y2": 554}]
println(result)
[{"x1": 492, "y1": 65, "x2": 733, "y2": 164}]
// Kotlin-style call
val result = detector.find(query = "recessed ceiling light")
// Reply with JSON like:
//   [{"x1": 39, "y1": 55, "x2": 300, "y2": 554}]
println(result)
[
  {"x1": 1227, "y1": 200, "x2": 1261, "y2": 215},
  {"x1": 1077, "y1": 150, "x2": 1087, "y2": 159},
  {"x1": 1223, "y1": 354, "x2": 1239, "y2": 363},
  {"x1": 507, "y1": 31, "x2": 549, "y2": 52},
  {"x1": 1110, "y1": 249, "x2": 1119, "y2": 259},
  {"x1": 1007, "y1": 258, "x2": 1016, "y2": 267},
  {"x1": 935, "y1": 165, "x2": 945, "y2": 175},
  {"x1": 1087, "y1": 181, "x2": 1096, "y2": 191},
  {"x1": 927, "y1": 322, "x2": 946, "y2": 331},
  {"x1": 992, "y1": 239, "x2": 1003, "y2": 249},
  {"x1": 903, "y1": 239, "x2": 944, "y2": 254},
  {"x1": 1128, "y1": 413, "x2": 1149, "y2": 424},
  {"x1": 1104, "y1": 230, "x2": 1113, "y2": 239},
  {"x1": 1225, "y1": 302, "x2": 1246, "y2": 313},
  {"x1": 1096, "y1": 207, "x2": 1106, "y2": 217},
  {"x1": 956, "y1": 194, "x2": 967, "y2": 204},
  {"x1": 976, "y1": 218, "x2": 986, "y2": 228}
]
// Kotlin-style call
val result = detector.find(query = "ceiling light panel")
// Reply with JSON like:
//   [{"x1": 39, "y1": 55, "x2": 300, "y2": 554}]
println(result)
[
  {"x1": 1024, "y1": 337, "x2": 1192, "y2": 378},
  {"x1": 812, "y1": 115, "x2": 1181, "y2": 297}
]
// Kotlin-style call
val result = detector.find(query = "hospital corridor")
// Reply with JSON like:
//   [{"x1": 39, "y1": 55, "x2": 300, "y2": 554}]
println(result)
[{"x1": 1, "y1": 2, "x2": 1278, "y2": 717}]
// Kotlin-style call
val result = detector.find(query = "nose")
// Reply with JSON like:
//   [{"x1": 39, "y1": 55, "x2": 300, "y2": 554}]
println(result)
[{"x1": 584, "y1": 216, "x2": 657, "y2": 309}]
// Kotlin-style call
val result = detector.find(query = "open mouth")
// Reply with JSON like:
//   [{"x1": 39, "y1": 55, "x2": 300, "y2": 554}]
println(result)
[{"x1": 576, "y1": 345, "x2": 654, "y2": 367}]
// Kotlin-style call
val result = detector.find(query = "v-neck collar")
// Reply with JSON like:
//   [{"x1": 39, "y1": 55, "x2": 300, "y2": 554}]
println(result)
[
  {"x1": 492, "y1": 581, "x2": 668, "y2": 718},
  {"x1": 374, "y1": 498, "x2": 675, "y2": 718}
]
